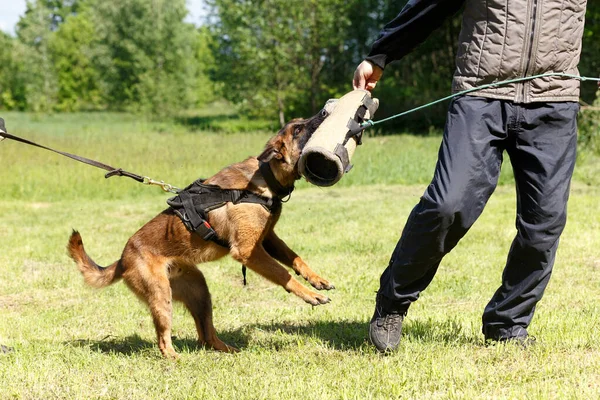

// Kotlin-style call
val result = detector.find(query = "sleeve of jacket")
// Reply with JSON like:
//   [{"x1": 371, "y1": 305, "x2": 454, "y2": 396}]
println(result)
[{"x1": 366, "y1": 0, "x2": 466, "y2": 70}]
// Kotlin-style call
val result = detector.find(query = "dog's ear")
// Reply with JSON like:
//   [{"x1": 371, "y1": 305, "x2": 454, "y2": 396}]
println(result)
[{"x1": 258, "y1": 136, "x2": 287, "y2": 163}]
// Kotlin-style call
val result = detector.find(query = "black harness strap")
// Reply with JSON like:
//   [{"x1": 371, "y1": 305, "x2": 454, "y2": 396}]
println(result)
[
  {"x1": 259, "y1": 161, "x2": 294, "y2": 199},
  {"x1": 167, "y1": 180, "x2": 280, "y2": 229}
]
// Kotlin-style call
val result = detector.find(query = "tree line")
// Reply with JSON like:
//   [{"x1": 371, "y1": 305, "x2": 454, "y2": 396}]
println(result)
[{"x1": 0, "y1": 0, "x2": 598, "y2": 131}]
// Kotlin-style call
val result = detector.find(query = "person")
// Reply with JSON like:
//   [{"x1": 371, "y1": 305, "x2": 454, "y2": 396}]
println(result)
[{"x1": 353, "y1": 0, "x2": 589, "y2": 352}]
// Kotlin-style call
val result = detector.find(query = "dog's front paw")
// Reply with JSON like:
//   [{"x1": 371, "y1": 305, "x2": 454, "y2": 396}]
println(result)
[
  {"x1": 308, "y1": 276, "x2": 335, "y2": 291},
  {"x1": 304, "y1": 291, "x2": 331, "y2": 306}
]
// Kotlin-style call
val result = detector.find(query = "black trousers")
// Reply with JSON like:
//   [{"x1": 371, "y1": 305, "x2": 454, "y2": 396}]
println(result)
[{"x1": 378, "y1": 96, "x2": 579, "y2": 339}]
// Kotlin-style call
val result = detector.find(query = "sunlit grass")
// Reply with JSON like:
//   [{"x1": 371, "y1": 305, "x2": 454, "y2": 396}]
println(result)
[{"x1": 1, "y1": 112, "x2": 599, "y2": 399}]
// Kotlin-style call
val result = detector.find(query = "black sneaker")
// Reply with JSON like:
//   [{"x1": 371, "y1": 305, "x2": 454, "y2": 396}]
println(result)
[{"x1": 369, "y1": 295, "x2": 406, "y2": 353}]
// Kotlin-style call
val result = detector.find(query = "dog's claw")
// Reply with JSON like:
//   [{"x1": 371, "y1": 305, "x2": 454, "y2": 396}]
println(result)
[
  {"x1": 309, "y1": 277, "x2": 335, "y2": 291},
  {"x1": 306, "y1": 292, "x2": 331, "y2": 306}
]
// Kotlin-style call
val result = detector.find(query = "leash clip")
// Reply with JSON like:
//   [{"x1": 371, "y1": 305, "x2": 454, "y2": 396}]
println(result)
[{"x1": 143, "y1": 176, "x2": 180, "y2": 194}]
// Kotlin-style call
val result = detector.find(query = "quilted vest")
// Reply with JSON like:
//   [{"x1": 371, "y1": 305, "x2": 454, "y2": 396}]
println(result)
[{"x1": 453, "y1": 0, "x2": 588, "y2": 103}]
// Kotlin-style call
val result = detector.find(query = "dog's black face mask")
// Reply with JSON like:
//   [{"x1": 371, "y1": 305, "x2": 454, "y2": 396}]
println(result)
[
  {"x1": 297, "y1": 108, "x2": 329, "y2": 150},
  {"x1": 258, "y1": 108, "x2": 330, "y2": 174}
]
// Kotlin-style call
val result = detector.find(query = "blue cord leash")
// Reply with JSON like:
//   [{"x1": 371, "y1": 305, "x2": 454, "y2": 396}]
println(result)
[{"x1": 361, "y1": 73, "x2": 600, "y2": 129}]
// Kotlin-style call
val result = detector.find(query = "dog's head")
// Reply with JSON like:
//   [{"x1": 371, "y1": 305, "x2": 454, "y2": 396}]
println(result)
[{"x1": 258, "y1": 108, "x2": 329, "y2": 180}]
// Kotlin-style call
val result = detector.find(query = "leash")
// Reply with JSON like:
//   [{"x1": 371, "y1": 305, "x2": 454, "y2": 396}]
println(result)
[
  {"x1": 0, "y1": 118, "x2": 180, "y2": 194},
  {"x1": 360, "y1": 73, "x2": 600, "y2": 130}
]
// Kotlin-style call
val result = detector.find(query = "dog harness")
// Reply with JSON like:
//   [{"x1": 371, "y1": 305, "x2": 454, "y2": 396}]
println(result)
[
  {"x1": 166, "y1": 162, "x2": 292, "y2": 286},
  {"x1": 166, "y1": 161, "x2": 292, "y2": 248}
]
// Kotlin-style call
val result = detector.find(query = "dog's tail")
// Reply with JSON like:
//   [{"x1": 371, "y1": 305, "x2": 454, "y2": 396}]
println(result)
[{"x1": 67, "y1": 230, "x2": 123, "y2": 288}]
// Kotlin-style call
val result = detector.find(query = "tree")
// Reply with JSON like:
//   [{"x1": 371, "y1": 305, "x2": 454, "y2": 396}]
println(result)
[
  {"x1": 92, "y1": 0, "x2": 210, "y2": 115},
  {"x1": 49, "y1": 8, "x2": 103, "y2": 111},
  {"x1": 0, "y1": 32, "x2": 28, "y2": 110},
  {"x1": 580, "y1": 2, "x2": 600, "y2": 105},
  {"x1": 14, "y1": 0, "x2": 64, "y2": 111},
  {"x1": 208, "y1": 0, "x2": 359, "y2": 125}
]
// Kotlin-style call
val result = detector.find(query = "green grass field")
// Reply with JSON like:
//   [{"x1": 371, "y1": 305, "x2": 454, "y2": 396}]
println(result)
[{"x1": 1, "y1": 111, "x2": 600, "y2": 399}]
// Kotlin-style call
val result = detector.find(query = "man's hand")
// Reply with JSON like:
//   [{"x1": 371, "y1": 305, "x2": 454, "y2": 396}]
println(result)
[{"x1": 353, "y1": 60, "x2": 383, "y2": 92}]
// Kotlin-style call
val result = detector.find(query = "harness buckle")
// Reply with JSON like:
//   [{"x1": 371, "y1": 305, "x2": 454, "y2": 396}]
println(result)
[
  {"x1": 230, "y1": 189, "x2": 246, "y2": 204},
  {"x1": 197, "y1": 220, "x2": 217, "y2": 242}
]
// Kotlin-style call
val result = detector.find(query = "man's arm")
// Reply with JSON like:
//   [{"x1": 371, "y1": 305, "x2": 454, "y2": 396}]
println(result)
[{"x1": 366, "y1": 0, "x2": 466, "y2": 70}]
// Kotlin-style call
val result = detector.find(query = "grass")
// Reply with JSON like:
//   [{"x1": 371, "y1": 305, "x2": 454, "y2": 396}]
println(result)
[{"x1": 1, "y1": 111, "x2": 600, "y2": 399}]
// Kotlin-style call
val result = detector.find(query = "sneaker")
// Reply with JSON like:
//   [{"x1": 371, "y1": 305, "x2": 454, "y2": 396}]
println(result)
[{"x1": 369, "y1": 295, "x2": 406, "y2": 353}]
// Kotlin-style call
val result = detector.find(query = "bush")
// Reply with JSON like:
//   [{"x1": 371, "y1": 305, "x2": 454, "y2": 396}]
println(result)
[{"x1": 578, "y1": 93, "x2": 600, "y2": 154}]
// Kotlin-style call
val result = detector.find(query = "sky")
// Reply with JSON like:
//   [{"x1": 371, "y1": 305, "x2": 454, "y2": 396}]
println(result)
[{"x1": 0, "y1": 0, "x2": 207, "y2": 35}]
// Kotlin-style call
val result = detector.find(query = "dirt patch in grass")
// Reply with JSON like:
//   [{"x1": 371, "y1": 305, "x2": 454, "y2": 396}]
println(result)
[{"x1": 0, "y1": 293, "x2": 35, "y2": 311}]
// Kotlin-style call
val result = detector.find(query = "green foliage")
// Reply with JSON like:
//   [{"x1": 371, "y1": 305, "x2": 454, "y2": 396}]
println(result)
[
  {"x1": 578, "y1": 94, "x2": 600, "y2": 154},
  {"x1": 1, "y1": 0, "x2": 214, "y2": 115},
  {"x1": 194, "y1": 27, "x2": 218, "y2": 106},
  {"x1": 14, "y1": 0, "x2": 62, "y2": 112},
  {"x1": 208, "y1": 0, "x2": 360, "y2": 124},
  {"x1": 577, "y1": 2, "x2": 600, "y2": 154},
  {"x1": 206, "y1": 0, "x2": 462, "y2": 129},
  {"x1": 49, "y1": 9, "x2": 103, "y2": 111},
  {"x1": 579, "y1": 2, "x2": 600, "y2": 105},
  {"x1": 91, "y1": 0, "x2": 203, "y2": 115},
  {"x1": 0, "y1": 32, "x2": 27, "y2": 110}
]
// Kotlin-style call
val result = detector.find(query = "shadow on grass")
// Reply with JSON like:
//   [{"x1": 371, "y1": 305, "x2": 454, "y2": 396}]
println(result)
[
  {"x1": 68, "y1": 334, "x2": 204, "y2": 356},
  {"x1": 68, "y1": 317, "x2": 480, "y2": 355},
  {"x1": 226, "y1": 319, "x2": 370, "y2": 351}
]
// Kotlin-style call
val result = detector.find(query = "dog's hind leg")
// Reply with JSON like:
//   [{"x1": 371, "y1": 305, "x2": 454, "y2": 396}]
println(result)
[
  {"x1": 263, "y1": 231, "x2": 334, "y2": 290},
  {"x1": 121, "y1": 253, "x2": 178, "y2": 359},
  {"x1": 169, "y1": 262, "x2": 237, "y2": 353}
]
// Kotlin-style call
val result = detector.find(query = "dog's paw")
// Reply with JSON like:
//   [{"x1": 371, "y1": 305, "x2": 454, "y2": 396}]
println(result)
[
  {"x1": 304, "y1": 291, "x2": 331, "y2": 306},
  {"x1": 308, "y1": 276, "x2": 335, "y2": 291},
  {"x1": 161, "y1": 348, "x2": 180, "y2": 359}
]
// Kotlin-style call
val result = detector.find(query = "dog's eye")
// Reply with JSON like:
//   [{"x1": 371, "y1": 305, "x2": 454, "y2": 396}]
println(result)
[
  {"x1": 320, "y1": 109, "x2": 328, "y2": 117},
  {"x1": 294, "y1": 126, "x2": 302, "y2": 137}
]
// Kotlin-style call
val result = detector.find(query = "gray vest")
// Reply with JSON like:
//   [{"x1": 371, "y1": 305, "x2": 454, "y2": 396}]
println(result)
[{"x1": 453, "y1": 0, "x2": 588, "y2": 103}]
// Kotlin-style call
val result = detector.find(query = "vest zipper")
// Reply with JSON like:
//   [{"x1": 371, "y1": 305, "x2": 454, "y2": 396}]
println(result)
[{"x1": 517, "y1": 0, "x2": 539, "y2": 103}]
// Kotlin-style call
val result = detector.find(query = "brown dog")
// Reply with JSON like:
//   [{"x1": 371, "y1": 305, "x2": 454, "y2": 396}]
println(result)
[{"x1": 67, "y1": 111, "x2": 334, "y2": 358}]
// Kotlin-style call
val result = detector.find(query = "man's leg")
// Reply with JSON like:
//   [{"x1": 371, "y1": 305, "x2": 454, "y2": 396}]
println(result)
[
  {"x1": 370, "y1": 96, "x2": 508, "y2": 351},
  {"x1": 482, "y1": 102, "x2": 579, "y2": 341}
]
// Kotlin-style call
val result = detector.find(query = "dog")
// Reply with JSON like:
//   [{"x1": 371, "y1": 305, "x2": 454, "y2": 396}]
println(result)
[{"x1": 67, "y1": 110, "x2": 334, "y2": 358}]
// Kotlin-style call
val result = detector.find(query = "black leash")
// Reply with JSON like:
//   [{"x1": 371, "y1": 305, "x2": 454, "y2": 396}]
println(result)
[{"x1": 0, "y1": 117, "x2": 176, "y2": 189}]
